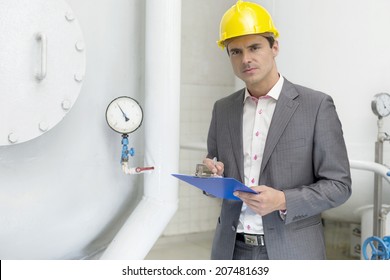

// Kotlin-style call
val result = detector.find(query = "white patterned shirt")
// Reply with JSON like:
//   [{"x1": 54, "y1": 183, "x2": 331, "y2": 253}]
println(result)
[{"x1": 237, "y1": 75, "x2": 284, "y2": 234}]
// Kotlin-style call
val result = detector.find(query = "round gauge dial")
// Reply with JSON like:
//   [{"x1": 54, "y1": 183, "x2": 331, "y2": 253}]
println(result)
[
  {"x1": 105, "y1": 96, "x2": 143, "y2": 134},
  {"x1": 372, "y1": 93, "x2": 390, "y2": 118}
]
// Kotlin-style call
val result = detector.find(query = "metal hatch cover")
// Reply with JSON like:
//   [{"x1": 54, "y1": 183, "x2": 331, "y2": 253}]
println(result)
[{"x1": 0, "y1": 0, "x2": 86, "y2": 145}]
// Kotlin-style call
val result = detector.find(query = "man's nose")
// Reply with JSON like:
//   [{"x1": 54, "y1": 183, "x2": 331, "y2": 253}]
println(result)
[{"x1": 241, "y1": 50, "x2": 252, "y2": 64}]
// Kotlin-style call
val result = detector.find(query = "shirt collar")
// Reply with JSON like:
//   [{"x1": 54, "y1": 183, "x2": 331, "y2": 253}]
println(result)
[{"x1": 243, "y1": 75, "x2": 284, "y2": 103}]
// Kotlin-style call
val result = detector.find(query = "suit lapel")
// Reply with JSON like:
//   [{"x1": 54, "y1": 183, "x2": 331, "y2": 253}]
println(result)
[
  {"x1": 228, "y1": 89, "x2": 245, "y2": 182},
  {"x1": 260, "y1": 80, "x2": 300, "y2": 175}
]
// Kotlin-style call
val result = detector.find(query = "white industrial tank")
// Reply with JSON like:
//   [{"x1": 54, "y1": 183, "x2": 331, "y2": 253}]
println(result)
[
  {"x1": 0, "y1": 0, "x2": 181, "y2": 260},
  {"x1": 0, "y1": 0, "x2": 143, "y2": 259}
]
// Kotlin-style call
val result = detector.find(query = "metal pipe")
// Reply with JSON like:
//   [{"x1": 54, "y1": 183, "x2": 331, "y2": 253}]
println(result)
[
  {"x1": 100, "y1": 0, "x2": 181, "y2": 259},
  {"x1": 374, "y1": 141, "x2": 384, "y2": 237},
  {"x1": 350, "y1": 160, "x2": 390, "y2": 184}
]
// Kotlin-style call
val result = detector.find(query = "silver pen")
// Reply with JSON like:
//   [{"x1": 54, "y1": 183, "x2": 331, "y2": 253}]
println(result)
[
  {"x1": 212, "y1": 157, "x2": 222, "y2": 177},
  {"x1": 212, "y1": 157, "x2": 218, "y2": 168}
]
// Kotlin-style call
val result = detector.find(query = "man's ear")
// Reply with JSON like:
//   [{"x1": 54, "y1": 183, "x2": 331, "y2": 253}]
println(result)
[{"x1": 272, "y1": 40, "x2": 279, "y2": 57}]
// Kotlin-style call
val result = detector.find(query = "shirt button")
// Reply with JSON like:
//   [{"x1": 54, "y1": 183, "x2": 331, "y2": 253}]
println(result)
[
  {"x1": 253, "y1": 154, "x2": 258, "y2": 160},
  {"x1": 258, "y1": 109, "x2": 263, "y2": 114},
  {"x1": 255, "y1": 131, "x2": 260, "y2": 137}
]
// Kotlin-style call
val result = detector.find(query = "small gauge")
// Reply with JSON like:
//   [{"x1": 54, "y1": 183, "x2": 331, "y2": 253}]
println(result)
[
  {"x1": 105, "y1": 96, "x2": 143, "y2": 134},
  {"x1": 372, "y1": 93, "x2": 390, "y2": 118}
]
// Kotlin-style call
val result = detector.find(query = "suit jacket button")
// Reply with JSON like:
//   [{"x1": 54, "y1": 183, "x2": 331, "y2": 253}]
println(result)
[{"x1": 231, "y1": 226, "x2": 236, "y2": 231}]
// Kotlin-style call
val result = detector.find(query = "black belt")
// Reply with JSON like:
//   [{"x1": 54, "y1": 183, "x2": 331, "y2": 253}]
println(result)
[{"x1": 236, "y1": 233, "x2": 265, "y2": 246}]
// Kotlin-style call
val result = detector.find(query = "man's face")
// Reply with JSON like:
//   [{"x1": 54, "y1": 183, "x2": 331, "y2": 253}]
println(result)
[{"x1": 226, "y1": 34, "x2": 279, "y2": 91}]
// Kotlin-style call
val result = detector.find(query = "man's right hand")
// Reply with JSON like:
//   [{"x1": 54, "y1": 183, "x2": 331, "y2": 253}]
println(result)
[{"x1": 202, "y1": 157, "x2": 224, "y2": 176}]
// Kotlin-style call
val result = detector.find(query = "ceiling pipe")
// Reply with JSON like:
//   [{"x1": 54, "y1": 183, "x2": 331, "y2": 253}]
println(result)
[{"x1": 100, "y1": 0, "x2": 181, "y2": 259}]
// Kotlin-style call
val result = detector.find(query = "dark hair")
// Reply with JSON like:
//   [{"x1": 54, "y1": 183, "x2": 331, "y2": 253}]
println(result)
[
  {"x1": 226, "y1": 35, "x2": 276, "y2": 55},
  {"x1": 264, "y1": 36, "x2": 275, "y2": 48}
]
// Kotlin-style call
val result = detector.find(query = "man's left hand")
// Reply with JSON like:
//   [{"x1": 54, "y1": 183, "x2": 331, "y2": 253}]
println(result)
[{"x1": 234, "y1": 185, "x2": 286, "y2": 216}]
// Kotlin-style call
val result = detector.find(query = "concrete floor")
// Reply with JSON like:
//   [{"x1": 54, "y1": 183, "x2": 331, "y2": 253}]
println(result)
[
  {"x1": 145, "y1": 220, "x2": 361, "y2": 260},
  {"x1": 145, "y1": 231, "x2": 214, "y2": 260}
]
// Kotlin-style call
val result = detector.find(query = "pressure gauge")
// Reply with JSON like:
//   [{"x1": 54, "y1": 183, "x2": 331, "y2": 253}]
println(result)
[
  {"x1": 105, "y1": 96, "x2": 143, "y2": 134},
  {"x1": 372, "y1": 93, "x2": 390, "y2": 118}
]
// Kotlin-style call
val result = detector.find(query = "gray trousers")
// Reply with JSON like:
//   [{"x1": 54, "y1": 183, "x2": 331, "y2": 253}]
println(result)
[{"x1": 232, "y1": 239, "x2": 269, "y2": 260}]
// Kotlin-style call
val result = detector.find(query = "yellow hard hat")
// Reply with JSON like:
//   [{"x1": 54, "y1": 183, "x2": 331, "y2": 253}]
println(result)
[{"x1": 217, "y1": 0, "x2": 279, "y2": 49}]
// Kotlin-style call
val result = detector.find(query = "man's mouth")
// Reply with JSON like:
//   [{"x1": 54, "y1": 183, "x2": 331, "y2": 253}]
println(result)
[{"x1": 243, "y1": 67, "x2": 256, "y2": 73}]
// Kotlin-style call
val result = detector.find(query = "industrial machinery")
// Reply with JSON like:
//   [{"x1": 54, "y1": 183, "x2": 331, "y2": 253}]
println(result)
[
  {"x1": 362, "y1": 236, "x2": 390, "y2": 260},
  {"x1": 361, "y1": 93, "x2": 390, "y2": 260}
]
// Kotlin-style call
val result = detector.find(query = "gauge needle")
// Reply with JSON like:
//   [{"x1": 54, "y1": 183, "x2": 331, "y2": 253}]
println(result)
[{"x1": 117, "y1": 104, "x2": 129, "y2": 122}]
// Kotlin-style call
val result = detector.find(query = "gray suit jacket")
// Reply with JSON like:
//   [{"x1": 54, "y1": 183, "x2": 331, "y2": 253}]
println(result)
[{"x1": 207, "y1": 78, "x2": 352, "y2": 260}]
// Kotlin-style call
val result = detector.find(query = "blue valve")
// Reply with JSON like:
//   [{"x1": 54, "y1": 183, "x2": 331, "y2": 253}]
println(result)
[
  {"x1": 121, "y1": 134, "x2": 135, "y2": 162},
  {"x1": 121, "y1": 135, "x2": 129, "y2": 162},
  {"x1": 129, "y1": 147, "x2": 135, "y2": 157},
  {"x1": 362, "y1": 236, "x2": 390, "y2": 260}
]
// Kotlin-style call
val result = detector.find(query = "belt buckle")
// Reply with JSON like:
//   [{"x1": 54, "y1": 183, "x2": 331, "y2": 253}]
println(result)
[{"x1": 244, "y1": 234, "x2": 259, "y2": 246}]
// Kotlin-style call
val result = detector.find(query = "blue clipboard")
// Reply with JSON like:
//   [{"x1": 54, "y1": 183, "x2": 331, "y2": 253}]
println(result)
[{"x1": 171, "y1": 174, "x2": 257, "y2": 200}]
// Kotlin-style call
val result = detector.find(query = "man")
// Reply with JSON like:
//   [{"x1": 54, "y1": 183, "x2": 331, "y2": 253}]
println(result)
[{"x1": 203, "y1": 0, "x2": 351, "y2": 260}]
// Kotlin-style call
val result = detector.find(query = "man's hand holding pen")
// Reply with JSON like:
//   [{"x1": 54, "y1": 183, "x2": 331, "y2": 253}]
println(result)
[{"x1": 203, "y1": 157, "x2": 224, "y2": 177}]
